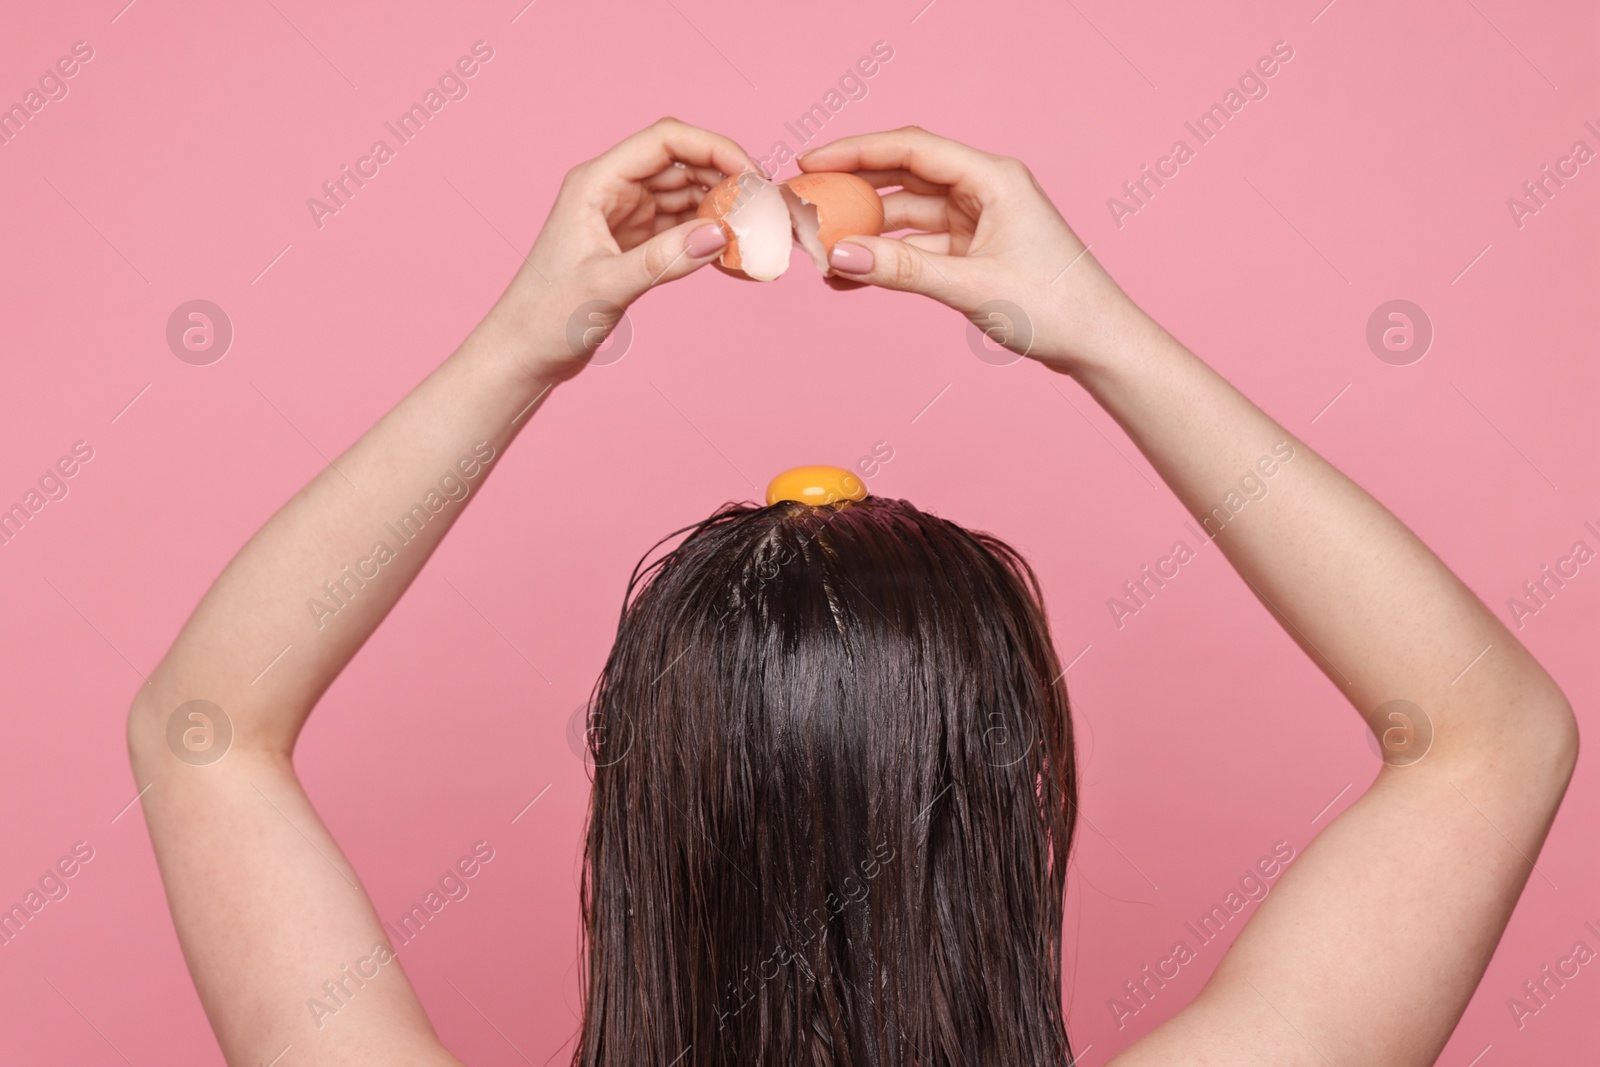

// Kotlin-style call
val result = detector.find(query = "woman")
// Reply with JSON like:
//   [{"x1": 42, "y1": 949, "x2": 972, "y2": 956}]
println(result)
[{"x1": 127, "y1": 120, "x2": 1578, "y2": 1066}]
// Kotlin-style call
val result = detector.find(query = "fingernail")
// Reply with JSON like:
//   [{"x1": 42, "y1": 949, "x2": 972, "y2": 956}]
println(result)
[
  {"x1": 830, "y1": 242, "x2": 873, "y2": 274},
  {"x1": 686, "y1": 223, "x2": 727, "y2": 258}
]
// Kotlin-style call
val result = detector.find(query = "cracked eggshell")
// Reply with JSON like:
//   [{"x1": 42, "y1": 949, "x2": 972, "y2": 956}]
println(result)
[
  {"x1": 781, "y1": 172, "x2": 886, "y2": 275},
  {"x1": 696, "y1": 171, "x2": 793, "y2": 281},
  {"x1": 695, "y1": 170, "x2": 887, "y2": 280}
]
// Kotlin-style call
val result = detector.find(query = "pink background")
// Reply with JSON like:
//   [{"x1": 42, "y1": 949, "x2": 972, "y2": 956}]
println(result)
[{"x1": 1, "y1": 0, "x2": 1596, "y2": 1062}]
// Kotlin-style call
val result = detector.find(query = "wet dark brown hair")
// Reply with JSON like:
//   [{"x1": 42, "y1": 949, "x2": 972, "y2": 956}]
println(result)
[{"x1": 573, "y1": 496, "x2": 1077, "y2": 1066}]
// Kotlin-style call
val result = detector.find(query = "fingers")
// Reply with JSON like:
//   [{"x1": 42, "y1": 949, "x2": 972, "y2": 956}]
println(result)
[
  {"x1": 651, "y1": 209, "x2": 700, "y2": 233},
  {"x1": 826, "y1": 233, "x2": 972, "y2": 308},
  {"x1": 850, "y1": 168, "x2": 949, "y2": 196},
  {"x1": 600, "y1": 118, "x2": 760, "y2": 184},
  {"x1": 601, "y1": 218, "x2": 728, "y2": 301},
  {"x1": 651, "y1": 186, "x2": 705, "y2": 214},
  {"x1": 901, "y1": 232, "x2": 951, "y2": 255},
  {"x1": 644, "y1": 163, "x2": 727, "y2": 191},
  {"x1": 881, "y1": 191, "x2": 948, "y2": 233},
  {"x1": 797, "y1": 126, "x2": 992, "y2": 187}
]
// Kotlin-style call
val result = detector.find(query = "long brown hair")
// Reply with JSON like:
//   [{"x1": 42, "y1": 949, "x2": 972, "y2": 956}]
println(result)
[{"x1": 574, "y1": 496, "x2": 1077, "y2": 1066}]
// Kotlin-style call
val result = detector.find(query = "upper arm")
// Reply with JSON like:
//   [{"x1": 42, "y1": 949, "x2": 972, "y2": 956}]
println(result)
[
  {"x1": 128, "y1": 698, "x2": 464, "y2": 1067},
  {"x1": 1104, "y1": 706, "x2": 1578, "y2": 1066}
]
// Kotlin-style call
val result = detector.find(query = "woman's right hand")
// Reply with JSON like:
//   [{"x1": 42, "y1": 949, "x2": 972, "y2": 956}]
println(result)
[
  {"x1": 485, "y1": 118, "x2": 757, "y2": 386},
  {"x1": 796, "y1": 126, "x2": 1138, "y2": 375}
]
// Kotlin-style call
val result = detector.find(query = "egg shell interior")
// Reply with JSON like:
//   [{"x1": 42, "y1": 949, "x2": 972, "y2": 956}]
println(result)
[
  {"x1": 782, "y1": 172, "x2": 887, "y2": 273},
  {"x1": 695, "y1": 171, "x2": 885, "y2": 280}
]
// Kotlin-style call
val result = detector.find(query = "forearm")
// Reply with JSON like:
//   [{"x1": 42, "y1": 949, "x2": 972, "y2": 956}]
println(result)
[
  {"x1": 1073, "y1": 300, "x2": 1573, "y2": 761},
  {"x1": 130, "y1": 299, "x2": 557, "y2": 754}
]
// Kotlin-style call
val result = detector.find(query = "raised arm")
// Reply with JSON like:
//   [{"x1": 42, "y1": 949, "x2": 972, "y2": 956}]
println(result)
[
  {"x1": 125, "y1": 119, "x2": 750, "y2": 1067},
  {"x1": 800, "y1": 127, "x2": 1578, "y2": 1066}
]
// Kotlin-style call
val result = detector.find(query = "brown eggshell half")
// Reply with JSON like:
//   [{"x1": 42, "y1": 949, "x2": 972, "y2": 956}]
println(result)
[{"x1": 781, "y1": 172, "x2": 886, "y2": 274}]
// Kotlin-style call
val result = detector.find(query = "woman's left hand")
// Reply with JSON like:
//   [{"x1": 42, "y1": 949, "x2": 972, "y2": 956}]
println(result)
[{"x1": 486, "y1": 117, "x2": 761, "y2": 383}]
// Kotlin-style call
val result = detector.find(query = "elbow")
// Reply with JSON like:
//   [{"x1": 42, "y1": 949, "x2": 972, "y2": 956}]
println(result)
[
  {"x1": 1529, "y1": 698, "x2": 1579, "y2": 825},
  {"x1": 128, "y1": 683, "x2": 270, "y2": 771},
  {"x1": 1444, "y1": 676, "x2": 1580, "y2": 811},
  {"x1": 1530, "y1": 665, "x2": 1579, "y2": 777},
  {"x1": 1507, "y1": 684, "x2": 1579, "y2": 808},
  {"x1": 1544, "y1": 695, "x2": 1579, "y2": 793},
  {"x1": 125, "y1": 689, "x2": 165, "y2": 777}
]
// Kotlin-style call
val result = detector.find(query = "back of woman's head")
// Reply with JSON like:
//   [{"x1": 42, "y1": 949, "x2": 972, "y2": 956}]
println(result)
[{"x1": 575, "y1": 496, "x2": 1077, "y2": 1067}]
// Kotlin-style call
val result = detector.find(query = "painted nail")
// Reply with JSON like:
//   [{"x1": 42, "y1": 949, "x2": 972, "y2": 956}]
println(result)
[
  {"x1": 686, "y1": 223, "x2": 727, "y2": 258},
  {"x1": 830, "y1": 242, "x2": 873, "y2": 274}
]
